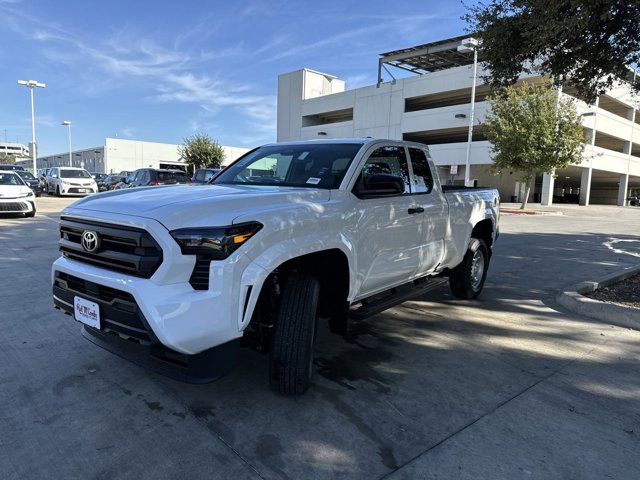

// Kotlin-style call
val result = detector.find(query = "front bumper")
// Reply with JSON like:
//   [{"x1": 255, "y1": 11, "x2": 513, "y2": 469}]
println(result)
[
  {"x1": 0, "y1": 198, "x2": 35, "y2": 213},
  {"x1": 51, "y1": 210, "x2": 270, "y2": 356},
  {"x1": 52, "y1": 270, "x2": 239, "y2": 382},
  {"x1": 59, "y1": 185, "x2": 97, "y2": 195}
]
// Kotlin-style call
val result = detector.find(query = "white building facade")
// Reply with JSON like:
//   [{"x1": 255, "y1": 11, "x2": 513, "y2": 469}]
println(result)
[
  {"x1": 0, "y1": 142, "x2": 30, "y2": 159},
  {"x1": 277, "y1": 37, "x2": 640, "y2": 205},
  {"x1": 20, "y1": 138, "x2": 250, "y2": 174}
]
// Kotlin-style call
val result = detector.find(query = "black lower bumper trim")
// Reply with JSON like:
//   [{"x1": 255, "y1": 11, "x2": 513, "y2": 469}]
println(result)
[
  {"x1": 53, "y1": 270, "x2": 239, "y2": 383},
  {"x1": 81, "y1": 326, "x2": 239, "y2": 384}
]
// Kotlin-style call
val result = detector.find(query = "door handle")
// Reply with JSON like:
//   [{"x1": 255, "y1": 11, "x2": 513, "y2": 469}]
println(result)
[{"x1": 408, "y1": 207, "x2": 425, "y2": 215}]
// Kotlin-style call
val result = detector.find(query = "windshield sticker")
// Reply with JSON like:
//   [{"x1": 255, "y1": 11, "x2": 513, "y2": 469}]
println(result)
[{"x1": 306, "y1": 177, "x2": 321, "y2": 185}]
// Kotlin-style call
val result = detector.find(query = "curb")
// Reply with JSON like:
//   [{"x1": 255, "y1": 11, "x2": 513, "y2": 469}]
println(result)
[
  {"x1": 557, "y1": 264, "x2": 640, "y2": 330},
  {"x1": 501, "y1": 208, "x2": 563, "y2": 216}
]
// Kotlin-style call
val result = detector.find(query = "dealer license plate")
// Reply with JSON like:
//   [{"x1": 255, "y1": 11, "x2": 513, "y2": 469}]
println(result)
[
  {"x1": 78, "y1": 188, "x2": 87, "y2": 193},
  {"x1": 74, "y1": 296, "x2": 100, "y2": 329}
]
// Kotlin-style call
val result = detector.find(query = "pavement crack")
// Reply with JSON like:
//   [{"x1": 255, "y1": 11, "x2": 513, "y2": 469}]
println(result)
[
  {"x1": 147, "y1": 377, "x2": 268, "y2": 480},
  {"x1": 377, "y1": 352, "x2": 590, "y2": 479}
]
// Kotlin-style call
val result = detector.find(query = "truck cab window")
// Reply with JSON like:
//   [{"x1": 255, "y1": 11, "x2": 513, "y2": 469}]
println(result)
[
  {"x1": 357, "y1": 146, "x2": 411, "y2": 194},
  {"x1": 409, "y1": 148, "x2": 434, "y2": 194}
]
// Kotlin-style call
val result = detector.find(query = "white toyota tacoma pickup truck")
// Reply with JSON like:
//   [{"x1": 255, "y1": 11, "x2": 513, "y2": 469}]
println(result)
[{"x1": 52, "y1": 138, "x2": 499, "y2": 394}]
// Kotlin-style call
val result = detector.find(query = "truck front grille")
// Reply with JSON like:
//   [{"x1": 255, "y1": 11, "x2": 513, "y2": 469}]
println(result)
[{"x1": 59, "y1": 217, "x2": 163, "y2": 278}]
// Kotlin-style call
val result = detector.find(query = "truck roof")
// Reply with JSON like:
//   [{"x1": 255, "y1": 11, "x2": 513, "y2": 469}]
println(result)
[{"x1": 262, "y1": 137, "x2": 429, "y2": 149}]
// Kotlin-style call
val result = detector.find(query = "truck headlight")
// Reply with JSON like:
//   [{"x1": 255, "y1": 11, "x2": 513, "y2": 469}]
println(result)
[
  {"x1": 17, "y1": 192, "x2": 34, "y2": 198},
  {"x1": 170, "y1": 222, "x2": 262, "y2": 259}
]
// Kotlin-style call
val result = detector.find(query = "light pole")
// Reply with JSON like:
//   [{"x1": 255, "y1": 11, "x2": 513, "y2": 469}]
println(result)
[
  {"x1": 17, "y1": 80, "x2": 46, "y2": 173},
  {"x1": 457, "y1": 38, "x2": 479, "y2": 187},
  {"x1": 61, "y1": 121, "x2": 72, "y2": 166}
]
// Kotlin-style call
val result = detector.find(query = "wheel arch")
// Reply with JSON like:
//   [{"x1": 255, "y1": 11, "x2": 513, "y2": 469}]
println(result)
[
  {"x1": 471, "y1": 218, "x2": 494, "y2": 249},
  {"x1": 238, "y1": 245, "x2": 354, "y2": 332}
]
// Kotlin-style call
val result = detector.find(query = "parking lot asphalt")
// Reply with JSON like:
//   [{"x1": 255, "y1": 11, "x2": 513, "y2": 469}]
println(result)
[{"x1": 1, "y1": 197, "x2": 640, "y2": 480}]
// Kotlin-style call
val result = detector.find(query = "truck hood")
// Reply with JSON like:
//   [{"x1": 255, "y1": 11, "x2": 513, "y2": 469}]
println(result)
[{"x1": 66, "y1": 184, "x2": 332, "y2": 230}]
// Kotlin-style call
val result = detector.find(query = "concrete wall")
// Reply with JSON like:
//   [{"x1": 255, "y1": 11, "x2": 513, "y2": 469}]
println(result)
[
  {"x1": 102, "y1": 138, "x2": 249, "y2": 174},
  {"x1": 277, "y1": 58, "x2": 640, "y2": 206}
]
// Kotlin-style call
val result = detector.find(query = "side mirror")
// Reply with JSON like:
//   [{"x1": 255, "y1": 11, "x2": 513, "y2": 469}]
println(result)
[{"x1": 355, "y1": 173, "x2": 405, "y2": 198}]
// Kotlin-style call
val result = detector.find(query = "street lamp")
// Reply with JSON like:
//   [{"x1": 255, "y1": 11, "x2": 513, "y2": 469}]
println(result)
[
  {"x1": 61, "y1": 121, "x2": 72, "y2": 166},
  {"x1": 457, "y1": 38, "x2": 480, "y2": 187},
  {"x1": 17, "y1": 80, "x2": 46, "y2": 174}
]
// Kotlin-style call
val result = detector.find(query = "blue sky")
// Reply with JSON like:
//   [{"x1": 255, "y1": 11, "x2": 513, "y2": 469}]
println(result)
[{"x1": 0, "y1": 0, "x2": 469, "y2": 155}]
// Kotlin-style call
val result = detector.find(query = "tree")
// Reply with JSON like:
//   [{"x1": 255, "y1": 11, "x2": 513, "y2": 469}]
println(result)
[
  {"x1": 0, "y1": 153, "x2": 15, "y2": 164},
  {"x1": 483, "y1": 83, "x2": 586, "y2": 209},
  {"x1": 465, "y1": 1, "x2": 640, "y2": 102},
  {"x1": 178, "y1": 133, "x2": 225, "y2": 170}
]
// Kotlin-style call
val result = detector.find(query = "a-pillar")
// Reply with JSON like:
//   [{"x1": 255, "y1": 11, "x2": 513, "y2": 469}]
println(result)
[
  {"x1": 541, "y1": 172, "x2": 555, "y2": 206},
  {"x1": 618, "y1": 174, "x2": 629, "y2": 206},
  {"x1": 579, "y1": 167, "x2": 592, "y2": 206}
]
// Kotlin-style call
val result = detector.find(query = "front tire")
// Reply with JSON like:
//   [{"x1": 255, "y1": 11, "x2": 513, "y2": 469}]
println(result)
[
  {"x1": 269, "y1": 274, "x2": 320, "y2": 395},
  {"x1": 56, "y1": 186, "x2": 61, "y2": 197},
  {"x1": 449, "y1": 239, "x2": 489, "y2": 299}
]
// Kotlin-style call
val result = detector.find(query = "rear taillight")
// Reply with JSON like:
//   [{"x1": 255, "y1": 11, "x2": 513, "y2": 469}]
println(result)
[{"x1": 150, "y1": 180, "x2": 158, "y2": 186}]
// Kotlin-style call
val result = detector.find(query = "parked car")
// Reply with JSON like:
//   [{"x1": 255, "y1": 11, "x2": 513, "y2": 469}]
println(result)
[
  {"x1": 126, "y1": 168, "x2": 191, "y2": 187},
  {"x1": 628, "y1": 196, "x2": 639, "y2": 206},
  {"x1": 114, "y1": 171, "x2": 137, "y2": 189},
  {"x1": 52, "y1": 138, "x2": 500, "y2": 395},
  {"x1": 91, "y1": 173, "x2": 108, "y2": 192},
  {"x1": 37, "y1": 168, "x2": 51, "y2": 191},
  {"x1": 0, "y1": 169, "x2": 36, "y2": 217},
  {"x1": 192, "y1": 168, "x2": 222, "y2": 184},
  {"x1": 46, "y1": 167, "x2": 98, "y2": 196},
  {"x1": 102, "y1": 174, "x2": 125, "y2": 191},
  {"x1": 16, "y1": 170, "x2": 43, "y2": 196},
  {"x1": 0, "y1": 164, "x2": 25, "y2": 171}
]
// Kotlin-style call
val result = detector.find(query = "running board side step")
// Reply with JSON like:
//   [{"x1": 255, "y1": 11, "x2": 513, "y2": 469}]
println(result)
[{"x1": 349, "y1": 277, "x2": 449, "y2": 320}]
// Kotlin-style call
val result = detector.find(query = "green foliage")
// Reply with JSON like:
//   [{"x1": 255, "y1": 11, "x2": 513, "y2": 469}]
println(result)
[
  {"x1": 484, "y1": 83, "x2": 586, "y2": 183},
  {"x1": 0, "y1": 153, "x2": 16, "y2": 164},
  {"x1": 179, "y1": 133, "x2": 225, "y2": 169},
  {"x1": 465, "y1": 0, "x2": 640, "y2": 102}
]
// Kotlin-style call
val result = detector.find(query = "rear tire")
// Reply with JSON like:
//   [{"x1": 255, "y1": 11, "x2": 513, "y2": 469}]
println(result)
[
  {"x1": 269, "y1": 274, "x2": 320, "y2": 395},
  {"x1": 449, "y1": 239, "x2": 489, "y2": 299}
]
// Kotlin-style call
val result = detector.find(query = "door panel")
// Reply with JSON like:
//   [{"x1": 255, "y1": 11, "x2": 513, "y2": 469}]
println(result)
[
  {"x1": 354, "y1": 145, "x2": 423, "y2": 296},
  {"x1": 408, "y1": 148, "x2": 448, "y2": 276}
]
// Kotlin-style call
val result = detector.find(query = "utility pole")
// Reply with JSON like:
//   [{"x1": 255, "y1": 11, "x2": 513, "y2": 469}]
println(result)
[{"x1": 17, "y1": 80, "x2": 46, "y2": 173}]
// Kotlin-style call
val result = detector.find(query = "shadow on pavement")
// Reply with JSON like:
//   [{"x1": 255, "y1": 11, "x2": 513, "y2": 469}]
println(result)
[{"x1": 1, "y1": 218, "x2": 639, "y2": 479}]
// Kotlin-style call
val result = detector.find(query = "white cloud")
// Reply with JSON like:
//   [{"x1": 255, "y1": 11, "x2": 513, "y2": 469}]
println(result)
[
  {"x1": 120, "y1": 127, "x2": 135, "y2": 138},
  {"x1": 1, "y1": 5, "x2": 277, "y2": 145},
  {"x1": 343, "y1": 73, "x2": 372, "y2": 89}
]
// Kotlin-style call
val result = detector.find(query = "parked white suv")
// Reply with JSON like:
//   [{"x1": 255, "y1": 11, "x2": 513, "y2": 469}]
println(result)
[
  {"x1": 0, "y1": 170, "x2": 36, "y2": 217},
  {"x1": 52, "y1": 139, "x2": 499, "y2": 394},
  {"x1": 46, "y1": 167, "x2": 98, "y2": 196}
]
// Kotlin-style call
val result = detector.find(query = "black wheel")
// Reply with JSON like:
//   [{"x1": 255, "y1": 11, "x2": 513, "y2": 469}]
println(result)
[
  {"x1": 269, "y1": 273, "x2": 320, "y2": 395},
  {"x1": 56, "y1": 186, "x2": 61, "y2": 197},
  {"x1": 449, "y1": 239, "x2": 489, "y2": 299}
]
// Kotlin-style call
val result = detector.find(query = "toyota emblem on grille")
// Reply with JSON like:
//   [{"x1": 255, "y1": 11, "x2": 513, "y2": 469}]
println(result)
[{"x1": 81, "y1": 231, "x2": 100, "y2": 253}]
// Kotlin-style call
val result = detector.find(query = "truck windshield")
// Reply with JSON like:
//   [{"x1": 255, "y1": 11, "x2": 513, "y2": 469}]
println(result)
[{"x1": 214, "y1": 143, "x2": 364, "y2": 189}]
